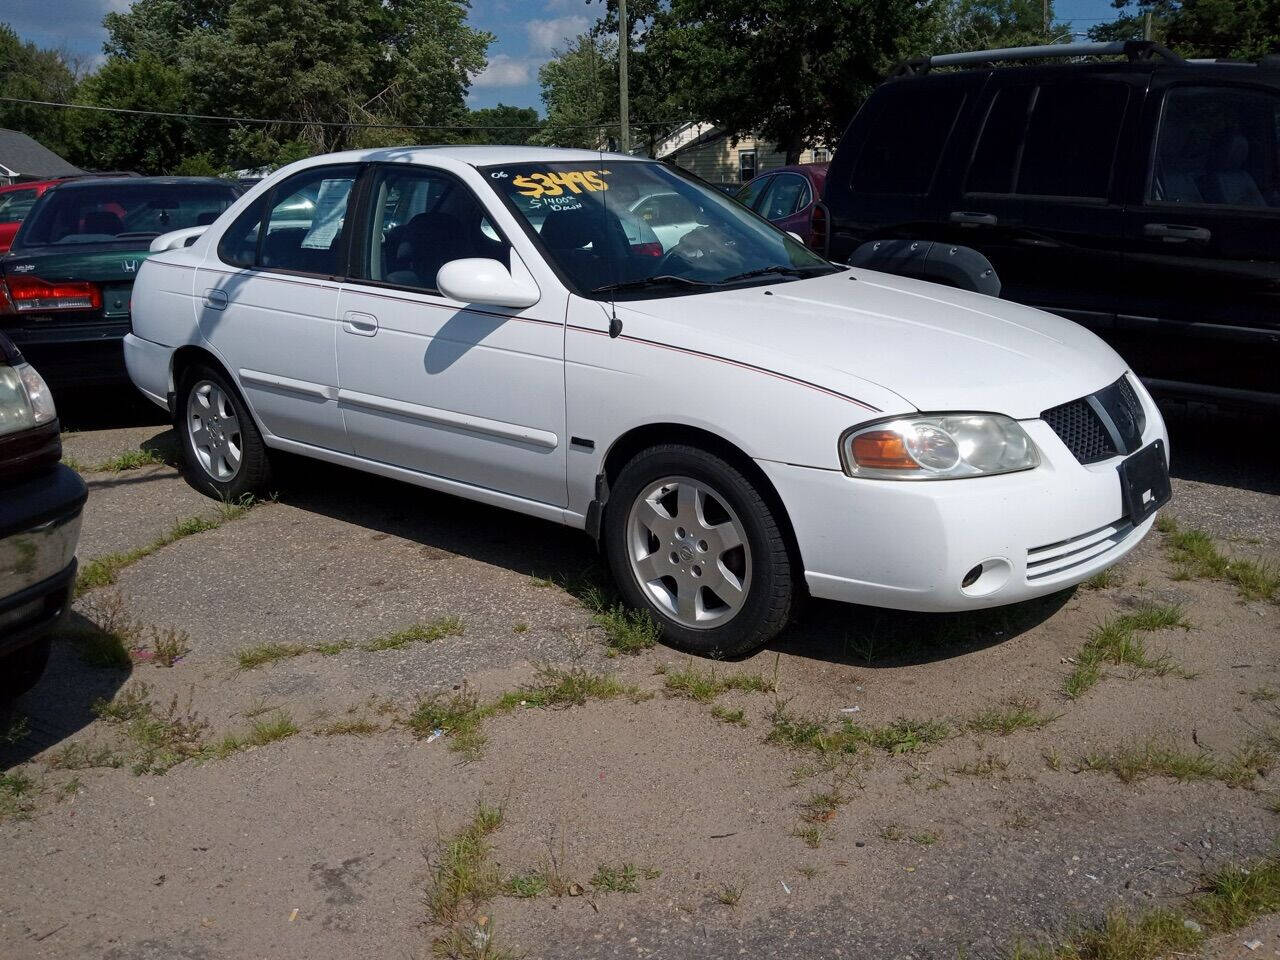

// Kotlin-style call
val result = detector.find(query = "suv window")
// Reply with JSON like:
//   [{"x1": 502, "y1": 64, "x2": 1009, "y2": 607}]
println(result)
[
  {"x1": 966, "y1": 81, "x2": 1129, "y2": 200},
  {"x1": 852, "y1": 85, "x2": 967, "y2": 195},
  {"x1": 1151, "y1": 85, "x2": 1280, "y2": 208},
  {"x1": 356, "y1": 166, "x2": 509, "y2": 292},
  {"x1": 760, "y1": 174, "x2": 810, "y2": 219},
  {"x1": 218, "y1": 165, "x2": 358, "y2": 275}
]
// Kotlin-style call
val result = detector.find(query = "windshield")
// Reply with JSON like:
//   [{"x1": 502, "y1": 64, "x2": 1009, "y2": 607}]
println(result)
[
  {"x1": 13, "y1": 182, "x2": 238, "y2": 249},
  {"x1": 483, "y1": 160, "x2": 837, "y2": 298}
]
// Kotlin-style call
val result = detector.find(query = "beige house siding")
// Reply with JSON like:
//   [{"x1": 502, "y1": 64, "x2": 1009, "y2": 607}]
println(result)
[{"x1": 658, "y1": 127, "x2": 829, "y2": 184}]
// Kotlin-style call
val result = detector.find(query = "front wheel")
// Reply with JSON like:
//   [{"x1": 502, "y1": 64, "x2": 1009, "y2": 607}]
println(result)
[
  {"x1": 603, "y1": 444, "x2": 794, "y2": 657},
  {"x1": 176, "y1": 364, "x2": 272, "y2": 502}
]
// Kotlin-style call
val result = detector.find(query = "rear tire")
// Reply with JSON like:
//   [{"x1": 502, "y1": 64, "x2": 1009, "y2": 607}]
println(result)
[
  {"x1": 176, "y1": 363, "x2": 272, "y2": 502},
  {"x1": 603, "y1": 443, "x2": 794, "y2": 657},
  {"x1": 0, "y1": 636, "x2": 51, "y2": 701}
]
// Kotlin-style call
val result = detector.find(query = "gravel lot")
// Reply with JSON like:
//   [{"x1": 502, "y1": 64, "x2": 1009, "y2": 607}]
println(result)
[{"x1": 1, "y1": 393, "x2": 1277, "y2": 960}]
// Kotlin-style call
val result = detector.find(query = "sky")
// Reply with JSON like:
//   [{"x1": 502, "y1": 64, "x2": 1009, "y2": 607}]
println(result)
[{"x1": 6, "y1": 0, "x2": 1126, "y2": 115}]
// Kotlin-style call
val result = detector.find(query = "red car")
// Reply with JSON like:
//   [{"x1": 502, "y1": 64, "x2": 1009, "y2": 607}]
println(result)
[
  {"x1": 734, "y1": 163, "x2": 828, "y2": 249},
  {"x1": 0, "y1": 179, "x2": 64, "y2": 255}
]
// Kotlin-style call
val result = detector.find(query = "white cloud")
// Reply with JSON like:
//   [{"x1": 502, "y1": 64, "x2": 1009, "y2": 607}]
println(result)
[
  {"x1": 470, "y1": 53, "x2": 536, "y2": 89},
  {"x1": 525, "y1": 15, "x2": 590, "y2": 55}
]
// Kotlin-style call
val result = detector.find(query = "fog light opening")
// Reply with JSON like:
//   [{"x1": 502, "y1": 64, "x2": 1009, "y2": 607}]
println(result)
[{"x1": 959, "y1": 558, "x2": 1012, "y2": 598}]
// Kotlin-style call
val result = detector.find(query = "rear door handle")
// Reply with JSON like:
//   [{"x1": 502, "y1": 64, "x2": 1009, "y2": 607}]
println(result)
[
  {"x1": 202, "y1": 289, "x2": 228, "y2": 310},
  {"x1": 342, "y1": 311, "x2": 378, "y2": 337},
  {"x1": 1144, "y1": 222, "x2": 1211, "y2": 243},
  {"x1": 949, "y1": 211, "x2": 998, "y2": 226}
]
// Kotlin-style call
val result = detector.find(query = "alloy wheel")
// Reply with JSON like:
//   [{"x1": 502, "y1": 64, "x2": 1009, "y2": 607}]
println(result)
[{"x1": 187, "y1": 379, "x2": 243, "y2": 481}]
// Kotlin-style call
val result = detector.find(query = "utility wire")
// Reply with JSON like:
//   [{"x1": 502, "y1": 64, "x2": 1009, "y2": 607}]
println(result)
[{"x1": 0, "y1": 96, "x2": 689, "y2": 131}]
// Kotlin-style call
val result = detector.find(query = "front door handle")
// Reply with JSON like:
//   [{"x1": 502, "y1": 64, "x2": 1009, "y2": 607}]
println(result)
[
  {"x1": 949, "y1": 211, "x2": 998, "y2": 226},
  {"x1": 1144, "y1": 222, "x2": 1211, "y2": 243},
  {"x1": 342, "y1": 311, "x2": 378, "y2": 337}
]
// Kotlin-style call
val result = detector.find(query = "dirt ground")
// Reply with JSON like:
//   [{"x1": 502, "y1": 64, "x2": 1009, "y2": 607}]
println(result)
[{"x1": 1, "y1": 395, "x2": 1277, "y2": 960}]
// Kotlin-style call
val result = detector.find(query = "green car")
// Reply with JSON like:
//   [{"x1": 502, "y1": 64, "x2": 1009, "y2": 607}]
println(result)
[{"x1": 0, "y1": 177, "x2": 241, "y2": 389}]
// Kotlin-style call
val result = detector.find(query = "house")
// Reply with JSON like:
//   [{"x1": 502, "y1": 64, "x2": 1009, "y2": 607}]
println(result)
[
  {"x1": 0, "y1": 128, "x2": 82, "y2": 185},
  {"x1": 652, "y1": 122, "x2": 829, "y2": 185}
]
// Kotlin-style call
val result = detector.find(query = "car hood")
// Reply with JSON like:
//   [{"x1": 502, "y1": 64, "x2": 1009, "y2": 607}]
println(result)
[{"x1": 614, "y1": 268, "x2": 1128, "y2": 420}]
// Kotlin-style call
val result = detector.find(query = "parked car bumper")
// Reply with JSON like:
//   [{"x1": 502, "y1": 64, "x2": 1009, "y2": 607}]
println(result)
[
  {"x1": 4, "y1": 319, "x2": 131, "y2": 388},
  {"x1": 757, "y1": 413, "x2": 1169, "y2": 613},
  {"x1": 122, "y1": 332, "x2": 174, "y2": 410},
  {"x1": 0, "y1": 464, "x2": 87, "y2": 654}
]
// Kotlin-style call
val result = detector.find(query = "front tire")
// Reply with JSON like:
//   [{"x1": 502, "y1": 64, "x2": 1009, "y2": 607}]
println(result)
[
  {"x1": 603, "y1": 444, "x2": 794, "y2": 657},
  {"x1": 176, "y1": 364, "x2": 271, "y2": 501}
]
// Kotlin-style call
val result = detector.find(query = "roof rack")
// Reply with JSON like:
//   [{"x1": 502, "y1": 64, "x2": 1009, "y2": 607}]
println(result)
[{"x1": 893, "y1": 39, "x2": 1186, "y2": 76}]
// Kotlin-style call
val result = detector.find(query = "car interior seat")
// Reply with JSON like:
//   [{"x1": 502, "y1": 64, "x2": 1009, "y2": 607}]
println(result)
[{"x1": 1200, "y1": 130, "x2": 1266, "y2": 207}]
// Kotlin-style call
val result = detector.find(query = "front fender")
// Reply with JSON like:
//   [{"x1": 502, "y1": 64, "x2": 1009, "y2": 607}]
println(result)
[{"x1": 849, "y1": 239, "x2": 1001, "y2": 297}]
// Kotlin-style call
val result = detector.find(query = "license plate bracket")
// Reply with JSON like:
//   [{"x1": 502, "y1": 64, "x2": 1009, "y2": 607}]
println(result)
[{"x1": 1118, "y1": 439, "x2": 1171, "y2": 525}]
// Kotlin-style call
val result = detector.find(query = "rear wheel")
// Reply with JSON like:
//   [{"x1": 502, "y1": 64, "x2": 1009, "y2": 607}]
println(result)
[
  {"x1": 603, "y1": 444, "x2": 793, "y2": 657},
  {"x1": 176, "y1": 364, "x2": 271, "y2": 501}
]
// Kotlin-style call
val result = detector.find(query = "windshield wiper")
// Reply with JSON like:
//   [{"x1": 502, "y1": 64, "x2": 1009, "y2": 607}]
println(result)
[
  {"x1": 716, "y1": 264, "x2": 829, "y2": 284},
  {"x1": 591, "y1": 275, "x2": 713, "y2": 294}
]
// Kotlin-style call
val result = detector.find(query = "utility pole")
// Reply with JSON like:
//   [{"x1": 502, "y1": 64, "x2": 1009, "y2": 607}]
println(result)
[
  {"x1": 1043, "y1": 0, "x2": 1048, "y2": 37},
  {"x1": 618, "y1": 0, "x2": 630, "y2": 155},
  {"x1": 1144, "y1": 9, "x2": 1153, "y2": 40}
]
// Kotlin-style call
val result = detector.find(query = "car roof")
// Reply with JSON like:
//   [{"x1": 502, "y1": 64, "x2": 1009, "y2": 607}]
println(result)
[
  {"x1": 48, "y1": 176, "x2": 239, "y2": 191},
  {"x1": 283, "y1": 145, "x2": 645, "y2": 169}
]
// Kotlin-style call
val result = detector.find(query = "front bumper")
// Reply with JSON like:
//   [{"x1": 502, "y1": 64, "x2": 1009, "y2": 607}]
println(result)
[
  {"x1": 1, "y1": 464, "x2": 87, "y2": 651},
  {"x1": 758, "y1": 395, "x2": 1169, "y2": 613}
]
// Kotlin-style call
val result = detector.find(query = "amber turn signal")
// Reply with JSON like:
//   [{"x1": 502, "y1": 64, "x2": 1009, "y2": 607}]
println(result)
[{"x1": 849, "y1": 430, "x2": 920, "y2": 470}]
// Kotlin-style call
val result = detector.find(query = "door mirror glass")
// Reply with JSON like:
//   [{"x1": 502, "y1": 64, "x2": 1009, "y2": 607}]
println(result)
[{"x1": 436, "y1": 258, "x2": 539, "y2": 309}]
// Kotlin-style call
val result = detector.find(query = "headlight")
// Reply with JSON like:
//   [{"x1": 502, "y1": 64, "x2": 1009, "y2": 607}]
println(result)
[
  {"x1": 840, "y1": 414, "x2": 1039, "y2": 480},
  {"x1": 0, "y1": 362, "x2": 57, "y2": 438}
]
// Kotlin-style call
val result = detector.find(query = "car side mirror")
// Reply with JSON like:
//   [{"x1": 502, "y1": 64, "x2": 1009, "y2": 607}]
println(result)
[{"x1": 436, "y1": 258, "x2": 540, "y2": 310}]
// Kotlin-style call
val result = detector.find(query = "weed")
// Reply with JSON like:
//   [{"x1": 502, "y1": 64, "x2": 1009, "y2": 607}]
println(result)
[
  {"x1": 590, "y1": 862, "x2": 640, "y2": 893},
  {"x1": 1220, "y1": 740, "x2": 1276, "y2": 788},
  {"x1": 512, "y1": 622, "x2": 528, "y2": 634},
  {"x1": 1063, "y1": 603, "x2": 1191, "y2": 699},
  {"x1": 235, "y1": 642, "x2": 310, "y2": 669},
  {"x1": 0, "y1": 769, "x2": 38, "y2": 821},
  {"x1": 912, "y1": 830, "x2": 940, "y2": 846},
  {"x1": 1043, "y1": 747, "x2": 1062, "y2": 771},
  {"x1": 93, "y1": 683, "x2": 210, "y2": 775},
  {"x1": 792, "y1": 825, "x2": 823, "y2": 848},
  {"x1": 1250, "y1": 686, "x2": 1279, "y2": 703},
  {"x1": 209, "y1": 711, "x2": 299, "y2": 759},
  {"x1": 93, "y1": 448, "x2": 168, "y2": 473},
  {"x1": 407, "y1": 687, "x2": 489, "y2": 760},
  {"x1": 797, "y1": 866, "x2": 820, "y2": 880},
  {"x1": 146, "y1": 626, "x2": 191, "y2": 667},
  {"x1": 1190, "y1": 856, "x2": 1280, "y2": 931},
  {"x1": 315, "y1": 716, "x2": 382, "y2": 737},
  {"x1": 314, "y1": 640, "x2": 353, "y2": 656},
  {"x1": 664, "y1": 660, "x2": 776, "y2": 703},
  {"x1": 799, "y1": 785, "x2": 849, "y2": 824},
  {"x1": 518, "y1": 665, "x2": 647, "y2": 708},
  {"x1": 503, "y1": 870, "x2": 549, "y2": 899},
  {"x1": 849, "y1": 717, "x2": 951, "y2": 754},
  {"x1": 965, "y1": 698, "x2": 1057, "y2": 736},
  {"x1": 710, "y1": 705, "x2": 748, "y2": 727},
  {"x1": 951, "y1": 753, "x2": 1011, "y2": 779},
  {"x1": 59, "y1": 592, "x2": 138, "y2": 668},
  {"x1": 1161, "y1": 518, "x2": 1278, "y2": 602},
  {"x1": 713, "y1": 880, "x2": 744, "y2": 906},
  {"x1": 1084, "y1": 568, "x2": 1124, "y2": 590},
  {"x1": 363, "y1": 617, "x2": 464, "y2": 652},
  {"x1": 429, "y1": 801, "x2": 506, "y2": 927},
  {"x1": 1080, "y1": 739, "x2": 1217, "y2": 784},
  {"x1": 45, "y1": 742, "x2": 119, "y2": 771},
  {"x1": 2, "y1": 714, "x2": 30, "y2": 745}
]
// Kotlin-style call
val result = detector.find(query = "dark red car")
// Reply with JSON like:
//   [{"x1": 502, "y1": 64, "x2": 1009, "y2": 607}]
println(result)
[
  {"x1": 734, "y1": 163, "x2": 828, "y2": 249},
  {"x1": 0, "y1": 179, "x2": 63, "y2": 255}
]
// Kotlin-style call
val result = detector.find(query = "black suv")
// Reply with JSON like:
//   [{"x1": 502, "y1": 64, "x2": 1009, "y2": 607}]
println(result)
[
  {"x1": 822, "y1": 40, "x2": 1280, "y2": 409},
  {"x1": 0, "y1": 332, "x2": 86, "y2": 699}
]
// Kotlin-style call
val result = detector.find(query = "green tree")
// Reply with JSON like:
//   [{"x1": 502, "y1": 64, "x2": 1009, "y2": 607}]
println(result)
[
  {"x1": 0, "y1": 24, "x2": 79, "y2": 158},
  {"x1": 535, "y1": 33, "x2": 617, "y2": 149},
  {"x1": 1090, "y1": 0, "x2": 1280, "y2": 58},
  {"x1": 647, "y1": 0, "x2": 942, "y2": 163},
  {"x1": 941, "y1": 0, "x2": 1065, "y2": 50},
  {"x1": 460, "y1": 104, "x2": 542, "y2": 145}
]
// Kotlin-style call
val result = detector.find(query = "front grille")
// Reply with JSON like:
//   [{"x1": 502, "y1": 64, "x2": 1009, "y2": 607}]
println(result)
[
  {"x1": 1042, "y1": 398, "x2": 1116, "y2": 464},
  {"x1": 1026, "y1": 518, "x2": 1135, "y2": 582},
  {"x1": 1042, "y1": 375, "x2": 1145, "y2": 465}
]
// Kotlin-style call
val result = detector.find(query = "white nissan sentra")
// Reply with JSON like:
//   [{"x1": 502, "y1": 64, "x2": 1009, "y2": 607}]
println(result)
[{"x1": 124, "y1": 146, "x2": 1171, "y2": 656}]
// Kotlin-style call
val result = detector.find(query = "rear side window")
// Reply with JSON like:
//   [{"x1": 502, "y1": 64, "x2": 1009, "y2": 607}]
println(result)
[
  {"x1": 852, "y1": 85, "x2": 967, "y2": 195},
  {"x1": 759, "y1": 174, "x2": 810, "y2": 219},
  {"x1": 735, "y1": 175, "x2": 771, "y2": 210},
  {"x1": 217, "y1": 165, "x2": 358, "y2": 276},
  {"x1": 13, "y1": 182, "x2": 238, "y2": 248},
  {"x1": 0, "y1": 188, "x2": 39, "y2": 223},
  {"x1": 966, "y1": 81, "x2": 1129, "y2": 200},
  {"x1": 1150, "y1": 85, "x2": 1280, "y2": 207}
]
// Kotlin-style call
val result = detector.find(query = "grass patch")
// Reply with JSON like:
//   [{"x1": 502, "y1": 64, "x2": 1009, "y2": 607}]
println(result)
[
  {"x1": 965, "y1": 698, "x2": 1058, "y2": 736},
  {"x1": 662, "y1": 659, "x2": 776, "y2": 703},
  {"x1": 1063, "y1": 603, "x2": 1191, "y2": 700},
  {"x1": 1012, "y1": 854, "x2": 1280, "y2": 960},
  {"x1": 315, "y1": 716, "x2": 383, "y2": 737},
  {"x1": 1081, "y1": 739, "x2": 1220, "y2": 785},
  {"x1": 1083, "y1": 568, "x2": 1124, "y2": 590},
  {"x1": 792, "y1": 824, "x2": 823, "y2": 848},
  {"x1": 427, "y1": 800, "x2": 505, "y2": 941},
  {"x1": 799, "y1": 786, "x2": 850, "y2": 824},
  {"x1": 589, "y1": 862, "x2": 640, "y2": 893},
  {"x1": 766, "y1": 703, "x2": 948, "y2": 756},
  {"x1": 850, "y1": 717, "x2": 951, "y2": 754},
  {"x1": 0, "y1": 769, "x2": 38, "y2": 821},
  {"x1": 235, "y1": 642, "x2": 310, "y2": 669},
  {"x1": 75, "y1": 497, "x2": 258, "y2": 596},
  {"x1": 209, "y1": 711, "x2": 299, "y2": 759},
  {"x1": 713, "y1": 880, "x2": 744, "y2": 906},
  {"x1": 710, "y1": 705, "x2": 748, "y2": 727},
  {"x1": 1161, "y1": 517, "x2": 1278, "y2": 602},
  {"x1": 362, "y1": 617, "x2": 464, "y2": 652},
  {"x1": 92, "y1": 448, "x2": 168, "y2": 473},
  {"x1": 45, "y1": 742, "x2": 120, "y2": 771},
  {"x1": 503, "y1": 870, "x2": 549, "y2": 899},
  {"x1": 407, "y1": 687, "x2": 490, "y2": 761},
  {"x1": 551, "y1": 575, "x2": 661, "y2": 655}
]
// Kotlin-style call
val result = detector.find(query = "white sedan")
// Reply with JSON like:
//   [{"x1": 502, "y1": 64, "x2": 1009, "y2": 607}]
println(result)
[{"x1": 124, "y1": 146, "x2": 1171, "y2": 657}]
